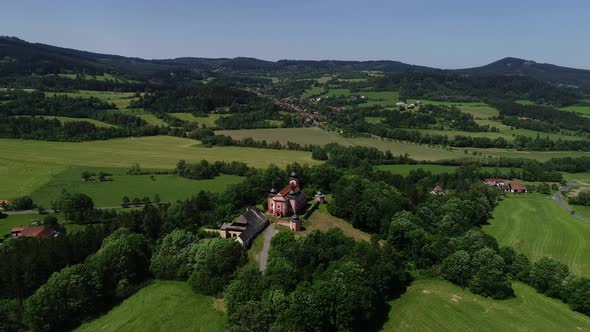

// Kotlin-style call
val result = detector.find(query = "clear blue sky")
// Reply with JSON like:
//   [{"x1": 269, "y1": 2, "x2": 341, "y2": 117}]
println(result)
[{"x1": 2, "y1": 0, "x2": 589, "y2": 69}]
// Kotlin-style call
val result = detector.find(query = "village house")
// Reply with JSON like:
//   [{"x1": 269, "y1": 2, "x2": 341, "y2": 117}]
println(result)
[
  {"x1": 484, "y1": 178, "x2": 527, "y2": 193},
  {"x1": 212, "y1": 207, "x2": 269, "y2": 248},
  {"x1": 508, "y1": 182, "x2": 528, "y2": 193},
  {"x1": 267, "y1": 172, "x2": 307, "y2": 218},
  {"x1": 484, "y1": 178, "x2": 506, "y2": 187},
  {"x1": 11, "y1": 226, "x2": 59, "y2": 238},
  {"x1": 430, "y1": 185, "x2": 446, "y2": 195}
]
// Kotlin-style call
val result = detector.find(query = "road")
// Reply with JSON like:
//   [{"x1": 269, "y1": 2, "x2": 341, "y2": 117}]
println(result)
[
  {"x1": 259, "y1": 223, "x2": 278, "y2": 272},
  {"x1": 553, "y1": 183, "x2": 590, "y2": 223}
]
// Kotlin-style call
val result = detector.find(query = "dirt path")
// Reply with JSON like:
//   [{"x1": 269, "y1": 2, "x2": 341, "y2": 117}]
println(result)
[
  {"x1": 553, "y1": 183, "x2": 590, "y2": 223},
  {"x1": 259, "y1": 223, "x2": 278, "y2": 272}
]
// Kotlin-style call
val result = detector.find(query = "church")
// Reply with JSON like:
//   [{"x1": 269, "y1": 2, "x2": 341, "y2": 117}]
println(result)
[{"x1": 267, "y1": 172, "x2": 307, "y2": 218}]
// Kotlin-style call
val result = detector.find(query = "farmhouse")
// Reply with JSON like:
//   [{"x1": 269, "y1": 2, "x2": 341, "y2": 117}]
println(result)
[
  {"x1": 214, "y1": 207, "x2": 270, "y2": 248},
  {"x1": 267, "y1": 172, "x2": 307, "y2": 218},
  {"x1": 484, "y1": 178, "x2": 506, "y2": 187},
  {"x1": 11, "y1": 226, "x2": 59, "y2": 238},
  {"x1": 484, "y1": 178, "x2": 527, "y2": 193},
  {"x1": 430, "y1": 185, "x2": 445, "y2": 195},
  {"x1": 509, "y1": 182, "x2": 528, "y2": 193},
  {"x1": 0, "y1": 200, "x2": 9, "y2": 210}
]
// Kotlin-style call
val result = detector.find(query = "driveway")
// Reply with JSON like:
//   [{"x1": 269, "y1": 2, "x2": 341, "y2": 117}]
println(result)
[
  {"x1": 553, "y1": 183, "x2": 590, "y2": 223},
  {"x1": 259, "y1": 223, "x2": 278, "y2": 272}
]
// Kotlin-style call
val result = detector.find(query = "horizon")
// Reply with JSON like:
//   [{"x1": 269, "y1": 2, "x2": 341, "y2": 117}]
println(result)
[{"x1": 2, "y1": 0, "x2": 590, "y2": 69}]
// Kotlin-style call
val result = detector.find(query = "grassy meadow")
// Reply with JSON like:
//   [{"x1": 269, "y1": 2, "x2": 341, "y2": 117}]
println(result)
[
  {"x1": 383, "y1": 279, "x2": 590, "y2": 332},
  {"x1": 76, "y1": 281, "x2": 226, "y2": 332},
  {"x1": 29, "y1": 167, "x2": 243, "y2": 207},
  {"x1": 0, "y1": 159, "x2": 65, "y2": 199},
  {"x1": 484, "y1": 195, "x2": 590, "y2": 277},
  {"x1": 301, "y1": 204, "x2": 371, "y2": 242},
  {"x1": 170, "y1": 113, "x2": 226, "y2": 127},
  {"x1": 14, "y1": 115, "x2": 117, "y2": 128}
]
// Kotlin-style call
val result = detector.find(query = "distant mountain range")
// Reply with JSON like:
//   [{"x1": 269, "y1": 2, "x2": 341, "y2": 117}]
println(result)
[{"x1": 2, "y1": 36, "x2": 590, "y2": 88}]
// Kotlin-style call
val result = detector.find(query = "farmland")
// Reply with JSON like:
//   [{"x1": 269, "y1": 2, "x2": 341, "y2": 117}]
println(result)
[
  {"x1": 0, "y1": 136, "x2": 317, "y2": 171},
  {"x1": 170, "y1": 113, "x2": 226, "y2": 127},
  {"x1": 14, "y1": 115, "x2": 116, "y2": 128},
  {"x1": 414, "y1": 127, "x2": 585, "y2": 142},
  {"x1": 484, "y1": 195, "x2": 590, "y2": 277},
  {"x1": 0, "y1": 159, "x2": 65, "y2": 199},
  {"x1": 383, "y1": 279, "x2": 590, "y2": 332},
  {"x1": 29, "y1": 167, "x2": 243, "y2": 207},
  {"x1": 76, "y1": 281, "x2": 226, "y2": 332}
]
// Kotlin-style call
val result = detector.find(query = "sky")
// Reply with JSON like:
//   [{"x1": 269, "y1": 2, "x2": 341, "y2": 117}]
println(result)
[{"x1": 1, "y1": 0, "x2": 590, "y2": 69}]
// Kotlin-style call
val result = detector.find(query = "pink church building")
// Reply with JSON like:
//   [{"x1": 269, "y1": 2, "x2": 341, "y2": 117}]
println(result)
[{"x1": 267, "y1": 172, "x2": 307, "y2": 218}]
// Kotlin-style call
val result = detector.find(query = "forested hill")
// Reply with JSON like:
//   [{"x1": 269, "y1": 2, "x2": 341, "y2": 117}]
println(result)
[
  {"x1": 3, "y1": 36, "x2": 590, "y2": 88},
  {"x1": 454, "y1": 57, "x2": 590, "y2": 89}
]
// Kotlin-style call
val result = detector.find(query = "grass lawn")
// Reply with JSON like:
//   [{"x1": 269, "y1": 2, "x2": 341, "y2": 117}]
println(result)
[
  {"x1": 457, "y1": 105, "x2": 499, "y2": 119},
  {"x1": 364, "y1": 116, "x2": 385, "y2": 124},
  {"x1": 383, "y1": 279, "x2": 590, "y2": 332},
  {"x1": 301, "y1": 204, "x2": 370, "y2": 242},
  {"x1": 483, "y1": 195, "x2": 590, "y2": 277},
  {"x1": 560, "y1": 104, "x2": 590, "y2": 116},
  {"x1": 46, "y1": 90, "x2": 140, "y2": 109},
  {"x1": 573, "y1": 205, "x2": 590, "y2": 220},
  {"x1": 215, "y1": 127, "x2": 468, "y2": 161},
  {"x1": 29, "y1": 167, "x2": 243, "y2": 207},
  {"x1": 0, "y1": 136, "x2": 317, "y2": 171},
  {"x1": 137, "y1": 114, "x2": 169, "y2": 127},
  {"x1": 0, "y1": 159, "x2": 66, "y2": 199},
  {"x1": 76, "y1": 280, "x2": 226, "y2": 332}
]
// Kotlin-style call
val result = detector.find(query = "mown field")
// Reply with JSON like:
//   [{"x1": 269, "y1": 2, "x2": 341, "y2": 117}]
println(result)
[
  {"x1": 383, "y1": 279, "x2": 590, "y2": 332},
  {"x1": 484, "y1": 195, "x2": 590, "y2": 277},
  {"x1": 0, "y1": 159, "x2": 65, "y2": 199},
  {"x1": 29, "y1": 167, "x2": 243, "y2": 207},
  {"x1": 216, "y1": 127, "x2": 468, "y2": 161},
  {"x1": 76, "y1": 281, "x2": 226, "y2": 332}
]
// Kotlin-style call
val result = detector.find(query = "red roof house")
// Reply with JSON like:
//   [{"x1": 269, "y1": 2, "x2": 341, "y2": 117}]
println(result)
[
  {"x1": 11, "y1": 226, "x2": 58, "y2": 238},
  {"x1": 509, "y1": 182, "x2": 528, "y2": 193}
]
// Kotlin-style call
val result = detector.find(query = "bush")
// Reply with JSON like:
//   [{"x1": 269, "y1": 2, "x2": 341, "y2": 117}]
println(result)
[
  {"x1": 150, "y1": 230, "x2": 198, "y2": 280},
  {"x1": 529, "y1": 257, "x2": 569, "y2": 298}
]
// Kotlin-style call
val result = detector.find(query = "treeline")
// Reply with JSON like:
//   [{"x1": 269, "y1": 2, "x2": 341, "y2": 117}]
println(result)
[
  {"x1": 175, "y1": 160, "x2": 255, "y2": 180},
  {"x1": 492, "y1": 100, "x2": 590, "y2": 133},
  {"x1": 569, "y1": 191, "x2": 590, "y2": 206}
]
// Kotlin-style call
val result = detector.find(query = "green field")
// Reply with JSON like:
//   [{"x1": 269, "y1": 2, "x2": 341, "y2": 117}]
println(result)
[
  {"x1": 561, "y1": 104, "x2": 590, "y2": 116},
  {"x1": 0, "y1": 136, "x2": 317, "y2": 170},
  {"x1": 137, "y1": 114, "x2": 169, "y2": 126},
  {"x1": 47, "y1": 90, "x2": 140, "y2": 108},
  {"x1": 364, "y1": 116, "x2": 385, "y2": 124},
  {"x1": 484, "y1": 195, "x2": 590, "y2": 277},
  {"x1": 215, "y1": 127, "x2": 468, "y2": 161},
  {"x1": 301, "y1": 87, "x2": 400, "y2": 107},
  {"x1": 170, "y1": 113, "x2": 226, "y2": 127},
  {"x1": 14, "y1": 115, "x2": 116, "y2": 128},
  {"x1": 0, "y1": 213, "x2": 86, "y2": 236},
  {"x1": 0, "y1": 159, "x2": 65, "y2": 199},
  {"x1": 29, "y1": 167, "x2": 243, "y2": 207},
  {"x1": 76, "y1": 281, "x2": 226, "y2": 332},
  {"x1": 457, "y1": 105, "x2": 499, "y2": 119},
  {"x1": 415, "y1": 127, "x2": 585, "y2": 142},
  {"x1": 464, "y1": 148, "x2": 590, "y2": 162},
  {"x1": 383, "y1": 279, "x2": 590, "y2": 332}
]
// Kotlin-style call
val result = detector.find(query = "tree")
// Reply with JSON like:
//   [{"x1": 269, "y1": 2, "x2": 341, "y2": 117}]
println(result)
[
  {"x1": 97, "y1": 171, "x2": 107, "y2": 182},
  {"x1": 529, "y1": 257, "x2": 569, "y2": 298},
  {"x1": 188, "y1": 238, "x2": 246, "y2": 295},
  {"x1": 81, "y1": 171, "x2": 93, "y2": 182},
  {"x1": 153, "y1": 193, "x2": 161, "y2": 204},
  {"x1": 11, "y1": 196, "x2": 33, "y2": 210},
  {"x1": 150, "y1": 230, "x2": 198, "y2": 280},
  {"x1": 57, "y1": 192, "x2": 94, "y2": 223},
  {"x1": 42, "y1": 215, "x2": 58, "y2": 227},
  {"x1": 121, "y1": 196, "x2": 130, "y2": 207},
  {"x1": 441, "y1": 250, "x2": 472, "y2": 287},
  {"x1": 311, "y1": 147, "x2": 328, "y2": 160},
  {"x1": 23, "y1": 264, "x2": 102, "y2": 331},
  {"x1": 467, "y1": 247, "x2": 514, "y2": 299}
]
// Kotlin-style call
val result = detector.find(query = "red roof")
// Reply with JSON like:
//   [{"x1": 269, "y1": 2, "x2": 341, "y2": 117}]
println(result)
[
  {"x1": 484, "y1": 178, "x2": 505, "y2": 183},
  {"x1": 278, "y1": 183, "x2": 301, "y2": 196},
  {"x1": 10, "y1": 227, "x2": 25, "y2": 233},
  {"x1": 16, "y1": 226, "x2": 57, "y2": 238},
  {"x1": 0, "y1": 200, "x2": 10, "y2": 205},
  {"x1": 510, "y1": 182, "x2": 527, "y2": 191}
]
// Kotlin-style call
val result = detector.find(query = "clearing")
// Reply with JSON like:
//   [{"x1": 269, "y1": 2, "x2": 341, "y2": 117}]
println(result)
[
  {"x1": 383, "y1": 279, "x2": 590, "y2": 332},
  {"x1": 484, "y1": 195, "x2": 590, "y2": 277},
  {"x1": 301, "y1": 204, "x2": 371, "y2": 242},
  {"x1": 76, "y1": 280, "x2": 226, "y2": 332}
]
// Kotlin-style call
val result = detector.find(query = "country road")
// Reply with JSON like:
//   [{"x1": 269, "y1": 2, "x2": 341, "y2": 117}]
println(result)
[
  {"x1": 259, "y1": 223, "x2": 278, "y2": 272},
  {"x1": 553, "y1": 183, "x2": 590, "y2": 223}
]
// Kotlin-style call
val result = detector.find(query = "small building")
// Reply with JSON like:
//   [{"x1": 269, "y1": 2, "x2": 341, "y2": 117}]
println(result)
[
  {"x1": 267, "y1": 172, "x2": 307, "y2": 218},
  {"x1": 430, "y1": 185, "x2": 445, "y2": 195},
  {"x1": 509, "y1": 182, "x2": 528, "y2": 193},
  {"x1": 11, "y1": 226, "x2": 58, "y2": 238},
  {"x1": 0, "y1": 200, "x2": 10, "y2": 210},
  {"x1": 289, "y1": 214, "x2": 302, "y2": 232},
  {"x1": 314, "y1": 191, "x2": 326, "y2": 204},
  {"x1": 215, "y1": 207, "x2": 269, "y2": 248},
  {"x1": 500, "y1": 183, "x2": 511, "y2": 192},
  {"x1": 484, "y1": 178, "x2": 506, "y2": 187}
]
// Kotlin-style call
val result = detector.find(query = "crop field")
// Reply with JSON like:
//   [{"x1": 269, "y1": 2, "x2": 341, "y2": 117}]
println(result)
[
  {"x1": 0, "y1": 159, "x2": 65, "y2": 199},
  {"x1": 76, "y1": 281, "x2": 226, "y2": 332},
  {"x1": 216, "y1": 127, "x2": 469, "y2": 161},
  {"x1": 383, "y1": 279, "x2": 590, "y2": 332},
  {"x1": 47, "y1": 90, "x2": 140, "y2": 108},
  {"x1": 0, "y1": 136, "x2": 317, "y2": 172},
  {"x1": 29, "y1": 167, "x2": 243, "y2": 207},
  {"x1": 484, "y1": 195, "x2": 590, "y2": 277},
  {"x1": 170, "y1": 113, "x2": 226, "y2": 127}
]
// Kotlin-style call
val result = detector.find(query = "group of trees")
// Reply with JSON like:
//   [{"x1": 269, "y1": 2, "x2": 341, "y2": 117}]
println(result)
[
  {"x1": 569, "y1": 191, "x2": 590, "y2": 206},
  {"x1": 175, "y1": 160, "x2": 255, "y2": 180}
]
